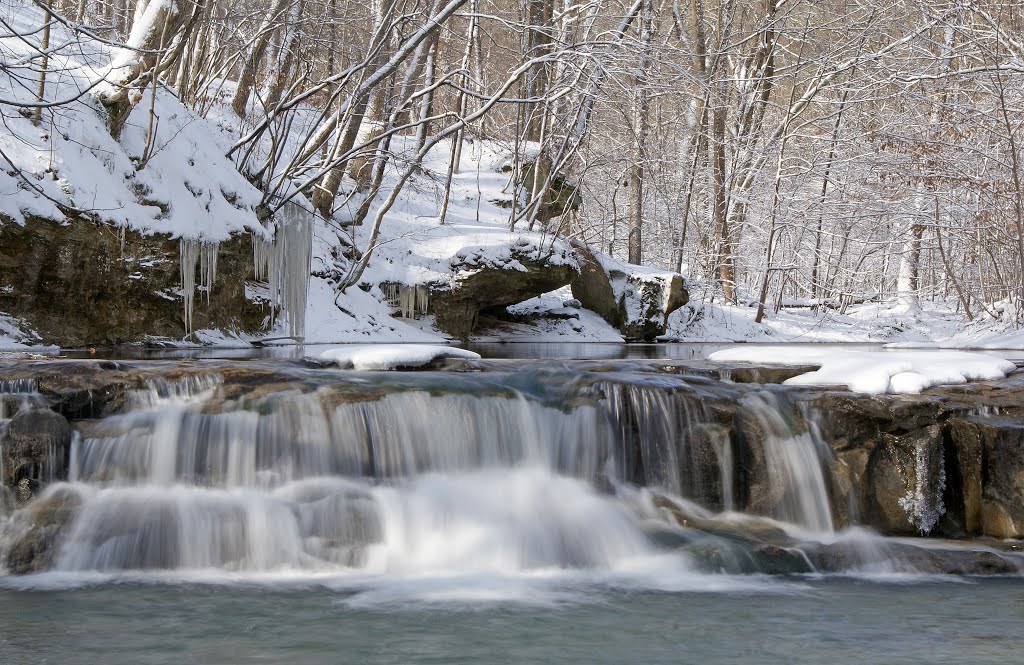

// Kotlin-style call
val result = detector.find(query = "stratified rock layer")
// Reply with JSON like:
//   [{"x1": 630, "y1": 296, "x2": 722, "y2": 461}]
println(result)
[{"x1": 0, "y1": 215, "x2": 266, "y2": 346}]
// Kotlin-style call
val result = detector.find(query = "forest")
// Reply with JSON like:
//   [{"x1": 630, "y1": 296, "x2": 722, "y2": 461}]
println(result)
[{"x1": 3, "y1": 0, "x2": 1024, "y2": 333}]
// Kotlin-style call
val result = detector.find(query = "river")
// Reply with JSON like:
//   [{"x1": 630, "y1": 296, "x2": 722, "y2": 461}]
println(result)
[{"x1": 1, "y1": 345, "x2": 1022, "y2": 663}]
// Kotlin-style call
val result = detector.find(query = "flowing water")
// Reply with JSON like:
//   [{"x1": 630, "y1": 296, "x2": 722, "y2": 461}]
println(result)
[{"x1": 0, "y1": 353, "x2": 1022, "y2": 663}]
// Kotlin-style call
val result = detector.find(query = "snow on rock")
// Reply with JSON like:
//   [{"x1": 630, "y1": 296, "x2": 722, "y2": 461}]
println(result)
[
  {"x1": 317, "y1": 344, "x2": 480, "y2": 370},
  {"x1": 707, "y1": 347, "x2": 1016, "y2": 394}
]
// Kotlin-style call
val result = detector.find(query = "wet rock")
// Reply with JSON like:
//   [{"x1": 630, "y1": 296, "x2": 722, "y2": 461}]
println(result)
[
  {"x1": 865, "y1": 425, "x2": 945, "y2": 536},
  {"x1": 681, "y1": 423, "x2": 733, "y2": 511},
  {"x1": 811, "y1": 392, "x2": 891, "y2": 452},
  {"x1": 799, "y1": 539, "x2": 1019, "y2": 575},
  {"x1": 0, "y1": 408, "x2": 73, "y2": 501},
  {"x1": 947, "y1": 416, "x2": 1024, "y2": 538},
  {"x1": 650, "y1": 491, "x2": 792, "y2": 545},
  {"x1": 829, "y1": 447, "x2": 870, "y2": 529},
  {"x1": 2, "y1": 486, "x2": 82, "y2": 574},
  {"x1": 720, "y1": 365, "x2": 818, "y2": 385}
]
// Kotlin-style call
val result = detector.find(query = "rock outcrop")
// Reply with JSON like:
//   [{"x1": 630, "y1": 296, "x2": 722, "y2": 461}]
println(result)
[
  {"x1": 0, "y1": 215, "x2": 267, "y2": 346},
  {"x1": 569, "y1": 242, "x2": 689, "y2": 341},
  {"x1": 432, "y1": 242, "x2": 579, "y2": 338},
  {"x1": 1, "y1": 408, "x2": 73, "y2": 502}
]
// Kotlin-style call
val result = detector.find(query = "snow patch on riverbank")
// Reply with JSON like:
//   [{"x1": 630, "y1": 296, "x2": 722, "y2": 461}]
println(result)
[{"x1": 708, "y1": 347, "x2": 1016, "y2": 394}]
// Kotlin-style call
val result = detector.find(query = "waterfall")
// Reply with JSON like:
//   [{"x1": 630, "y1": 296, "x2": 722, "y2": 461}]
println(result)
[
  {"x1": 0, "y1": 368, "x2": 888, "y2": 578},
  {"x1": 740, "y1": 392, "x2": 834, "y2": 533}
]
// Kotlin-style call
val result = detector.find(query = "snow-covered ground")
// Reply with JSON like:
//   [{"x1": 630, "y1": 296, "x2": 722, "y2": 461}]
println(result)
[{"x1": 664, "y1": 297, "x2": 1024, "y2": 350}]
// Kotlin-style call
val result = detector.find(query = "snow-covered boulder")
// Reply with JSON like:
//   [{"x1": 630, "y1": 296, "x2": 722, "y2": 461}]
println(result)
[
  {"x1": 317, "y1": 344, "x2": 480, "y2": 370},
  {"x1": 570, "y1": 243, "x2": 689, "y2": 341}
]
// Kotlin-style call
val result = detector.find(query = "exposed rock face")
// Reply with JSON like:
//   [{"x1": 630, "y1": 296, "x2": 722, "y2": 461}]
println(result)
[
  {"x1": 1, "y1": 486, "x2": 82, "y2": 574},
  {"x1": 807, "y1": 381, "x2": 1024, "y2": 538},
  {"x1": 432, "y1": 244, "x2": 579, "y2": 339},
  {"x1": 0, "y1": 408, "x2": 73, "y2": 502},
  {"x1": 947, "y1": 417, "x2": 1024, "y2": 538},
  {"x1": 569, "y1": 242, "x2": 689, "y2": 341},
  {"x1": 0, "y1": 215, "x2": 267, "y2": 346},
  {"x1": 568, "y1": 240, "x2": 620, "y2": 327}
]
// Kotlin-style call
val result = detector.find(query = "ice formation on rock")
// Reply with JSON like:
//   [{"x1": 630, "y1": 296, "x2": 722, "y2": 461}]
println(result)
[
  {"x1": 898, "y1": 440, "x2": 946, "y2": 534},
  {"x1": 179, "y1": 239, "x2": 221, "y2": 335},
  {"x1": 266, "y1": 203, "x2": 313, "y2": 339},
  {"x1": 381, "y1": 283, "x2": 431, "y2": 319}
]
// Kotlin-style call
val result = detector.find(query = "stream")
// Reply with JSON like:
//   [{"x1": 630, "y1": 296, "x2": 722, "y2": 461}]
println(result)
[{"x1": 1, "y1": 345, "x2": 1022, "y2": 663}]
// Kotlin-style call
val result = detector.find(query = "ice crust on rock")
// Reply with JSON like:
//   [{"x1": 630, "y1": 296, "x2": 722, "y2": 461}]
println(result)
[
  {"x1": 707, "y1": 347, "x2": 1015, "y2": 394},
  {"x1": 318, "y1": 345, "x2": 480, "y2": 370}
]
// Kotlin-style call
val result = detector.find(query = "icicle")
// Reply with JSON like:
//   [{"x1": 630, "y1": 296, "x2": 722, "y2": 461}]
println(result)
[
  {"x1": 179, "y1": 238, "x2": 200, "y2": 336},
  {"x1": 199, "y1": 241, "x2": 220, "y2": 303},
  {"x1": 253, "y1": 234, "x2": 271, "y2": 281},
  {"x1": 400, "y1": 285, "x2": 415, "y2": 319},
  {"x1": 380, "y1": 283, "x2": 431, "y2": 319},
  {"x1": 416, "y1": 285, "x2": 430, "y2": 317},
  {"x1": 266, "y1": 202, "x2": 313, "y2": 339}
]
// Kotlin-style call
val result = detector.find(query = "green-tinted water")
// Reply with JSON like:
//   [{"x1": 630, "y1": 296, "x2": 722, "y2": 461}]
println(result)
[{"x1": 2, "y1": 579, "x2": 1022, "y2": 664}]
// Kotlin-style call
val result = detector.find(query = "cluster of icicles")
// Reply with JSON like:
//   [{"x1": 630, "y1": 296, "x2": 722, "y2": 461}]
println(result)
[
  {"x1": 380, "y1": 283, "x2": 430, "y2": 319},
  {"x1": 179, "y1": 202, "x2": 312, "y2": 339}
]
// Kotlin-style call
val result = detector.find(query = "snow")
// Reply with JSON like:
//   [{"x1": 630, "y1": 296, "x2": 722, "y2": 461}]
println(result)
[
  {"x1": 7, "y1": 2, "x2": 1022, "y2": 353},
  {"x1": 317, "y1": 344, "x2": 480, "y2": 370},
  {"x1": 707, "y1": 347, "x2": 1016, "y2": 394},
  {"x1": 0, "y1": 2, "x2": 266, "y2": 240}
]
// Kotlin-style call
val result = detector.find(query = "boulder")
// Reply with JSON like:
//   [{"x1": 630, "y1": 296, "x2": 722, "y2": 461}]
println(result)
[
  {"x1": 432, "y1": 242, "x2": 579, "y2": 339},
  {"x1": 1, "y1": 486, "x2": 82, "y2": 574},
  {"x1": 569, "y1": 242, "x2": 689, "y2": 341},
  {"x1": 0, "y1": 214, "x2": 266, "y2": 346},
  {"x1": 613, "y1": 269, "x2": 688, "y2": 341},
  {"x1": 569, "y1": 240, "x2": 620, "y2": 327},
  {"x1": 1, "y1": 408, "x2": 73, "y2": 501}
]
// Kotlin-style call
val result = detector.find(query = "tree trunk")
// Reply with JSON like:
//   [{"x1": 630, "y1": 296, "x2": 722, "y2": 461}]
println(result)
[
  {"x1": 231, "y1": 0, "x2": 292, "y2": 118},
  {"x1": 94, "y1": 0, "x2": 202, "y2": 138}
]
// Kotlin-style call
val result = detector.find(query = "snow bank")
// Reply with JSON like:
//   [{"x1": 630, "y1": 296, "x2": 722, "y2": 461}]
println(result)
[
  {"x1": 318, "y1": 344, "x2": 480, "y2": 370},
  {"x1": 707, "y1": 347, "x2": 1016, "y2": 394}
]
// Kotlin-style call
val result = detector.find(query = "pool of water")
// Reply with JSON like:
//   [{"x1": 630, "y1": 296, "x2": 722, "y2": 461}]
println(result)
[{"x1": 1, "y1": 578, "x2": 1022, "y2": 664}]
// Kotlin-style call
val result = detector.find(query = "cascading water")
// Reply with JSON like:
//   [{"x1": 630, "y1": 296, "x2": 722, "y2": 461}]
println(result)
[
  {"x1": 739, "y1": 391, "x2": 834, "y2": 533},
  {"x1": 2, "y1": 362, "x2": 1019, "y2": 591},
  {"x1": 45, "y1": 373, "x2": 672, "y2": 578}
]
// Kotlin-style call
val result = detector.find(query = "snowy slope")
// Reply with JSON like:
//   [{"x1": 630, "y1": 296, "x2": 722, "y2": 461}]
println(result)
[{"x1": 0, "y1": 2, "x2": 266, "y2": 240}]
